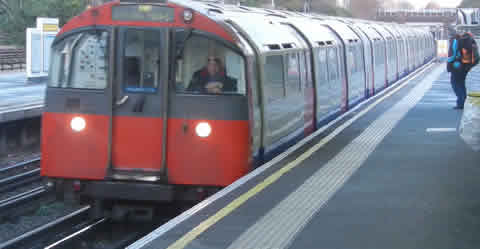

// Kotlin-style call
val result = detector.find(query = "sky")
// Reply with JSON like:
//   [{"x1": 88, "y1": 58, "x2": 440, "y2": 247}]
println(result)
[{"x1": 405, "y1": 0, "x2": 463, "y2": 8}]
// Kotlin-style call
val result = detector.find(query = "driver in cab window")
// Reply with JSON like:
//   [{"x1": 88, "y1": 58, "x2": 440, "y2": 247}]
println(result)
[{"x1": 187, "y1": 56, "x2": 237, "y2": 94}]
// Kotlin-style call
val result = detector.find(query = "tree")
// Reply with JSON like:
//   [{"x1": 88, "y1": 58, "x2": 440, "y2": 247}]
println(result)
[
  {"x1": 459, "y1": 0, "x2": 480, "y2": 8},
  {"x1": 0, "y1": 0, "x2": 14, "y2": 20},
  {"x1": 350, "y1": 0, "x2": 379, "y2": 19},
  {"x1": 425, "y1": 1, "x2": 441, "y2": 8},
  {"x1": 0, "y1": 0, "x2": 87, "y2": 46},
  {"x1": 397, "y1": 1, "x2": 415, "y2": 9}
]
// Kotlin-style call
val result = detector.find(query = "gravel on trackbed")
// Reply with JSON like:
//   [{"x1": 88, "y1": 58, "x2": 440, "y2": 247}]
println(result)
[
  {"x1": 0, "y1": 201, "x2": 84, "y2": 242},
  {"x1": 0, "y1": 151, "x2": 41, "y2": 170},
  {"x1": 0, "y1": 181, "x2": 44, "y2": 201}
]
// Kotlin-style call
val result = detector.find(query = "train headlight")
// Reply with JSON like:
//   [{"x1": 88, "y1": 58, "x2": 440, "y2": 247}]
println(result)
[
  {"x1": 195, "y1": 122, "x2": 211, "y2": 138},
  {"x1": 183, "y1": 9, "x2": 193, "y2": 23},
  {"x1": 71, "y1": 117, "x2": 86, "y2": 132}
]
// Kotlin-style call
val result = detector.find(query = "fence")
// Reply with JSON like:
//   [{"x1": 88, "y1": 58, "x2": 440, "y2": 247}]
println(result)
[{"x1": 0, "y1": 48, "x2": 26, "y2": 71}]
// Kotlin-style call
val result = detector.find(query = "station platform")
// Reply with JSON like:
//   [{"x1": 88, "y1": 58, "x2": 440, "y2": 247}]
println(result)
[
  {"x1": 128, "y1": 62, "x2": 480, "y2": 249},
  {"x1": 0, "y1": 72, "x2": 45, "y2": 123}
]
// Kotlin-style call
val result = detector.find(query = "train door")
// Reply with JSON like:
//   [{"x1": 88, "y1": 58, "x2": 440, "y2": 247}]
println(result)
[{"x1": 110, "y1": 27, "x2": 169, "y2": 179}]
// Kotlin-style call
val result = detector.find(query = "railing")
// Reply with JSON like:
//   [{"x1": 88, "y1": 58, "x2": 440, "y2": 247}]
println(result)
[
  {"x1": 376, "y1": 8, "x2": 457, "y2": 17},
  {"x1": 0, "y1": 48, "x2": 25, "y2": 71},
  {"x1": 456, "y1": 25, "x2": 480, "y2": 38}
]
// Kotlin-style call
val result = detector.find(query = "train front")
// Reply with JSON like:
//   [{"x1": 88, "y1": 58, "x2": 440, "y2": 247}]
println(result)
[{"x1": 41, "y1": 0, "x2": 252, "y2": 213}]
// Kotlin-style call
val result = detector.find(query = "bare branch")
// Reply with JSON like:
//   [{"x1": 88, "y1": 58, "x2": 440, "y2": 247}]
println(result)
[{"x1": 0, "y1": 0, "x2": 13, "y2": 20}]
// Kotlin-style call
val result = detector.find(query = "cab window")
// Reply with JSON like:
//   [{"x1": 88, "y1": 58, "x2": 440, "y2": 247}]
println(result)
[
  {"x1": 49, "y1": 31, "x2": 109, "y2": 89},
  {"x1": 174, "y1": 35, "x2": 246, "y2": 95}
]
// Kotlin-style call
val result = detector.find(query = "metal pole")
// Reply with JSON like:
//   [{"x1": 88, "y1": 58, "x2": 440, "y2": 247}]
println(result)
[
  {"x1": 304, "y1": 0, "x2": 311, "y2": 13},
  {"x1": 271, "y1": 0, "x2": 275, "y2": 8}
]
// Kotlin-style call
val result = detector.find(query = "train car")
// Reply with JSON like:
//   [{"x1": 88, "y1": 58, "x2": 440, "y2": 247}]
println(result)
[
  {"x1": 41, "y1": 0, "x2": 435, "y2": 218},
  {"x1": 322, "y1": 19, "x2": 366, "y2": 108},
  {"x1": 354, "y1": 23, "x2": 387, "y2": 95},
  {"x1": 382, "y1": 24, "x2": 403, "y2": 79},
  {"x1": 371, "y1": 23, "x2": 398, "y2": 85},
  {"x1": 389, "y1": 24, "x2": 409, "y2": 77}
]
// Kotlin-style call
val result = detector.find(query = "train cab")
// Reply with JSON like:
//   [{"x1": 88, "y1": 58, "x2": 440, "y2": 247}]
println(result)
[{"x1": 42, "y1": 0, "x2": 256, "y2": 206}]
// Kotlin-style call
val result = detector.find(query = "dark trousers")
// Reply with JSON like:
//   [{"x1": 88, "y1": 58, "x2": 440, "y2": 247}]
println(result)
[{"x1": 450, "y1": 69, "x2": 468, "y2": 108}]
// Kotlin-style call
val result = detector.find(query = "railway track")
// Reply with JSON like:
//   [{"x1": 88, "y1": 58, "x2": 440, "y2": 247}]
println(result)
[
  {"x1": 0, "y1": 156, "x2": 185, "y2": 248},
  {"x1": 1, "y1": 204, "x2": 182, "y2": 249},
  {"x1": 0, "y1": 157, "x2": 41, "y2": 193},
  {"x1": 0, "y1": 186, "x2": 48, "y2": 216},
  {"x1": 0, "y1": 206, "x2": 93, "y2": 249},
  {"x1": 0, "y1": 156, "x2": 49, "y2": 219}
]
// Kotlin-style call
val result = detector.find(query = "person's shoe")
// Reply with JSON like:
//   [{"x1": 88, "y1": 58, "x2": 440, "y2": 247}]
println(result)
[{"x1": 453, "y1": 106, "x2": 464, "y2": 109}]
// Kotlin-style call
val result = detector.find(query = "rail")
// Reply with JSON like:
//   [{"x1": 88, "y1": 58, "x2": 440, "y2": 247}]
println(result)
[
  {"x1": 0, "y1": 206, "x2": 93, "y2": 249},
  {"x1": 0, "y1": 157, "x2": 41, "y2": 193}
]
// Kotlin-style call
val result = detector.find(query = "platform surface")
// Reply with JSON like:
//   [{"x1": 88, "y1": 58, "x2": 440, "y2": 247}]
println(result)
[
  {"x1": 0, "y1": 72, "x2": 45, "y2": 122},
  {"x1": 129, "y1": 62, "x2": 480, "y2": 249}
]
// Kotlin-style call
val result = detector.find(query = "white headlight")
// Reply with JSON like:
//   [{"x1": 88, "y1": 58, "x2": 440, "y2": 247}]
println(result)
[
  {"x1": 71, "y1": 117, "x2": 86, "y2": 132},
  {"x1": 195, "y1": 122, "x2": 211, "y2": 138}
]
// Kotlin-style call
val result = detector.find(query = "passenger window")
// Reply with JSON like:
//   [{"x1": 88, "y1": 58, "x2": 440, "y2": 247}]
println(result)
[
  {"x1": 286, "y1": 53, "x2": 301, "y2": 94},
  {"x1": 174, "y1": 35, "x2": 245, "y2": 95},
  {"x1": 355, "y1": 46, "x2": 363, "y2": 73},
  {"x1": 316, "y1": 48, "x2": 327, "y2": 84},
  {"x1": 298, "y1": 52, "x2": 307, "y2": 88},
  {"x1": 347, "y1": 47, "x2": 354, "y2": 74},
  {"x1": 123, "y1": 29, "x2": 160, "y2": 93},
  {"x1": 265, "y1": 55, "x2": 285, "y2": 102},
  {"x1": 305, "y1": 51, "x2": 313, "y2": 87},
  {"x1": 328, "y1": 47, "x2": 338, "y2": 82}
]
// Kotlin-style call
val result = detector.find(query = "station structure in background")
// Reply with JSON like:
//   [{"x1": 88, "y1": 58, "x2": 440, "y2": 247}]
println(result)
[{"x1": 26, "y1": 17, "x2": 59, "y2": 82}]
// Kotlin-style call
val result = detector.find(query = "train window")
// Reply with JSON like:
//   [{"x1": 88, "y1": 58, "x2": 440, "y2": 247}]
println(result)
[
  {"x1": 49, "y1": 31, "x2": 109, "y2": 89},
  {"x1": 358, "y1": 46, "x2": 363, "y2": 73},
  {"x1": 122, "y1": 29, "x2": 160, "y2": 93},
  {"x1": 327, "y1": 47, "x2": 338, "y2": 82},
  {"x1": 304, "y1": 51, "x2": 313, "y2": 88},
  {"x1": 286, "y1": 53, "x2": 301, "y2": 94},
  {"x1": 347, "y1": 46, "x2": 355, "y2": 74},
  {"x1": 175, "y1": 35, "x2": 245, "y2": 95},
  {"x1": 264, "y1": 55, "x2": 285, "y2": 102},
  {"x1": 316, "y1": 48, "x2": 328, "y2": 84},
  {"x1": 298, "y1": 52, "x2": 307, "y2": 88}
]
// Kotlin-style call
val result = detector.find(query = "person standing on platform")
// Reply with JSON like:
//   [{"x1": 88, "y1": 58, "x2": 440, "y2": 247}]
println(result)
[
  {"x1": 447, "y1": 32, "x2": 478, "y2": 110},
  {"x1": 447, "y1": 33, "x2": 465, "y2": 110}
]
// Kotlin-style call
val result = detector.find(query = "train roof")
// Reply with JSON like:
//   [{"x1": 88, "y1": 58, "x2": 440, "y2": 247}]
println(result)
[{"x1": 63, "y1": 0, "x2": 430, "y2": 52}]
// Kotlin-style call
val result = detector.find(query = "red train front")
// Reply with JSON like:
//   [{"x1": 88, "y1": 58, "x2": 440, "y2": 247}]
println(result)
[{"x1": 41, "y1": 0, "x2": 253, "y2": 216}]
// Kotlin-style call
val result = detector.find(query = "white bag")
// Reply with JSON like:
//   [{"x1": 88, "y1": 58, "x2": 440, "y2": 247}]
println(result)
[{"x1": 459, "y1": 92, "x2": 480, "y2": 151}]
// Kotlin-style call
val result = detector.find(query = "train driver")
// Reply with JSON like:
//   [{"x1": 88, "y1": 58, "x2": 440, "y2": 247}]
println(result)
[{"x1": 187, "y1": 56, "x2": 237, "y2": 94}]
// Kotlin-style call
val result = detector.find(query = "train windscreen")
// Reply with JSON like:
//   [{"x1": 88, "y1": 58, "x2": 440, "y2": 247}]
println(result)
[{"x1": 49, "y1": 31, "x2": 109, "y2": 89}]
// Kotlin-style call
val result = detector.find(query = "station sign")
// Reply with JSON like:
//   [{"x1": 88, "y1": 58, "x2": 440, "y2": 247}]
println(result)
[{"x1": 26, "y1": 17, "x2": 59, "y2": 80}]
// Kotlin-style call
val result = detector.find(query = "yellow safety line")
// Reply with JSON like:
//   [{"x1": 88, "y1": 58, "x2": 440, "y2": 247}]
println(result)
[{"x1": 167, "y1": 63, "x2": 436, "y2": 249}]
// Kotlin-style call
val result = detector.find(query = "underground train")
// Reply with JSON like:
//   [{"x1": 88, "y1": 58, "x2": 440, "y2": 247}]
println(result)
[{"x1": 41, "y1": 0, "x2": 435, "y2": 217}]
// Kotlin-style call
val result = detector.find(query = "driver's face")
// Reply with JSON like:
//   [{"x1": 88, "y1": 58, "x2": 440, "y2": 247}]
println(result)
[{"x1": 207, "y1": 57, "x2": 218, "y2": 75}]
